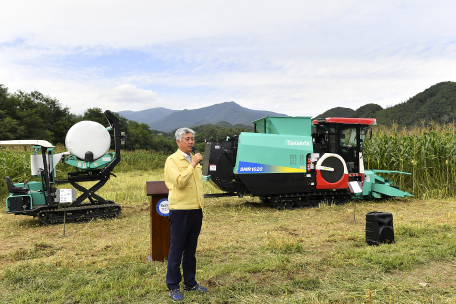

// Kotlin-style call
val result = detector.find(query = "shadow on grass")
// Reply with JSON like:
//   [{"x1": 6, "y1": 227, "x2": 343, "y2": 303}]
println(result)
[
  {"x1": 239, "y1": 201, "x2": 272, "y2": 209},
  {"x1": 15, "y1": 217, "x2": 43, "y2": 228},
  {"x1": 241, "y1": 199, "x2": 326, "y2": 210}
]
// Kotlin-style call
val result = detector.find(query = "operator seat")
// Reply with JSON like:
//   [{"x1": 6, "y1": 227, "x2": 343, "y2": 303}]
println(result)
[{"x1": 5, "y1": 176, "x2": 29, "y2": 194}]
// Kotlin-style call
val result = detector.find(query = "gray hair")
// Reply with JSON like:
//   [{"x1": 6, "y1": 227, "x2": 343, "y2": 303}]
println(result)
[{"x1": 175, "y1": 128, "x2": 195, "y2": 141}]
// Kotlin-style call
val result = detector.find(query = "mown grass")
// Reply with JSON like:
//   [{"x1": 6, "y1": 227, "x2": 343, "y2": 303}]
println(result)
[{"x1": 1, "y1": 169, "x2": 455, "y2": 303}]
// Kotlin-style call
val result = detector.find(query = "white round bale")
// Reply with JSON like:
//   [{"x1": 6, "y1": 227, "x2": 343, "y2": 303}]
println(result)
[{"x1": 65, "y1": 121, "x2": 111, "y2": 160}]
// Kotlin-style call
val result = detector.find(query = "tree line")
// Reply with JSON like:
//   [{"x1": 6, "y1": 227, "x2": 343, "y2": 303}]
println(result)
[
  {"x1": 0, "y1": 84, "x2": 250, "y2": 152},
  {"x1": 315, "y1": 82, "x2": 456, "y2": 128}
]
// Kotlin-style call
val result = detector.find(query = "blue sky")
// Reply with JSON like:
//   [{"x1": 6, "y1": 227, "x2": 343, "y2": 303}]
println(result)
[{"x1": 1, "y1": 0, "x2": 456, "y2": 117}]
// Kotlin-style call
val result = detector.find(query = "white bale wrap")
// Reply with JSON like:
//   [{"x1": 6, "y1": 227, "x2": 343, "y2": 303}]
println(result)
[
  {"x1": 65, "y1": 121, "x2": 111, "y2": 160},
  {"x1": 31, "y1": 153, "x2": 68, "y2": 177}
]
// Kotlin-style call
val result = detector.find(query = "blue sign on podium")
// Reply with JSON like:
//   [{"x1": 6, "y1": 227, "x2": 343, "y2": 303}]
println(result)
[{"x1": 156, "y1": 198, "x2": 169, "y2": 217}]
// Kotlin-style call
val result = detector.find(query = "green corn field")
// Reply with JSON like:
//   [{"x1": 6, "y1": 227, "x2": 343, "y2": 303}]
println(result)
[
  {"x1": 0, "y1": 147, "x2": 31, "y2": 185},
  {"x1": 363, "y1": 123, "x2": 456, "y2": 199},
  {"x1": 2, "y1": 123, "x2": 456, "y2": 199}
]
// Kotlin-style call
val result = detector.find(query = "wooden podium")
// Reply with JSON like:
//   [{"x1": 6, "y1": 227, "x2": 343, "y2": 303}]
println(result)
[{"x1": 146, "y1": 181, "x2": 170, "y2": 262}]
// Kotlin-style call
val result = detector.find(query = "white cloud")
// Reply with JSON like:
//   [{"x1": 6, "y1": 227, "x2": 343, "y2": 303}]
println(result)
[
  {"x1": 0, "y1": 1, "x2": 346, "y2": 48},
  {"x1": 1, "y1": 0, "x2": 456, "y2": 118},
  {"x1": 98, "y1": 84, "x2": 162, "y2": 110}
]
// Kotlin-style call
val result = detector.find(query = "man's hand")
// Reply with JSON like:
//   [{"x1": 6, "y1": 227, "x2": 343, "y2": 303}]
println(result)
[{"x1": 191, "y1": 153, "x2": 203, "y2": 168}]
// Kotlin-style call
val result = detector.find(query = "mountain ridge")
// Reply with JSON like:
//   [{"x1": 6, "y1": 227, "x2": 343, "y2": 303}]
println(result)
[
  {"x1": 313, "y1": 81, "x2": 456, "y2": 127},
  {"x1": 118, "y1": 81, "x2": 456, "y2": 131},
  {"x1": 119, "y1": 101, "x2": 287, "y2": 132},
  {"x1": 117, "y1": 107, "x2": 178, "y2": 125}
]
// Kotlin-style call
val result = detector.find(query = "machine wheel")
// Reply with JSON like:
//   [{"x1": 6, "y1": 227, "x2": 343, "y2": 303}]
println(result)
[
  {"x1": 320, "y1": 156, "x2": 345, "y2": 183},
  {"x1": 315, "y1": 153, "x2": 349, "y2": 189}
]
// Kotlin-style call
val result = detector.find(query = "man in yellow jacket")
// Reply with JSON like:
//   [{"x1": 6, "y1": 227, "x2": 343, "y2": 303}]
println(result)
[{"x1": 164, "y1": 127, "x2": 207, "y2": 302}]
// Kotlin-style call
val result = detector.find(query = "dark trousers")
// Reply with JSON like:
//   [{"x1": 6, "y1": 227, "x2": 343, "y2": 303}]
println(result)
[{"x1": 166, "y1": 209, "x2": 203, "y2": 290}]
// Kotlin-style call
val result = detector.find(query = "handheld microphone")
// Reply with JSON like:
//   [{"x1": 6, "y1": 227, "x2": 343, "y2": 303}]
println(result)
[{"x1": 191, "y1": 147, "x2": 203, "y2": 166}]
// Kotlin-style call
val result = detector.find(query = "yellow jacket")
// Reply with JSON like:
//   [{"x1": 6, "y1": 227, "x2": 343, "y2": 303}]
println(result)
[{"x1": 164, "y1": 150, "x2": 204, "y2": 210}]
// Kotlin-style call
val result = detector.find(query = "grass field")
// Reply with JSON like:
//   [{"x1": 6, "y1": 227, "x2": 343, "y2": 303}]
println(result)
[{"x1": 1, "y1": 170, "x2": 456, "y2": 303}]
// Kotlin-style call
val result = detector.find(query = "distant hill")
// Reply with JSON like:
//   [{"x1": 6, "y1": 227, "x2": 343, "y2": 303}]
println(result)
[
  {"x1": 214, "y1": 121, "x2": 254, "y2": 131},
  {"x1": 118, "y1": 107, "x2": 178, "y2": 124},
  {"x1": 348, "y1": 104, "x2": 383, "y2": 119},
  {"x1": 314, "y1": 81, "x2": 456, "y2": 127},
  {"x1": 149, "y1": 121, "x2": 253, "y2": 142},
  {"x1": 375, "y1": 82, "x2": 456, "y2": 126},
  {"x1": 122, "y1": 101, "x2": 287, "y2": 132},
  {"x1": 122, "y1": 81, "x2": 456, "y2": 131},
  {"x1": 313, "y1": 107, "x2": 354, "y2": 119}
]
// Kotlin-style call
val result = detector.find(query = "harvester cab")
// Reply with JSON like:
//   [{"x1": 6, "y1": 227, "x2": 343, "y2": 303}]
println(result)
[
  {"x1": 203, "y1": 116, "x2": 412, "y2": 208},
  {"x1": 311, "y1": 117, "x2": 376, "y2": 188},
  {"x1": 1, "y1": 110, "x2": 126, "y2": 224}
]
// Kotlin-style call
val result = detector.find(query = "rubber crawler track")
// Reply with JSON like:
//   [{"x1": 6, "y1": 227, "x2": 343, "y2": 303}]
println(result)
[
  {"x1": 37, "y1": 203, "x2": 122, "y2": 225},
  {"x1": 262, "y1": 190, "x2": 352, "y2": 210}
]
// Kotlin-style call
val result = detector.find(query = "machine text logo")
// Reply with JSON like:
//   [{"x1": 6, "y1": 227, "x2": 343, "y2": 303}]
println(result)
[{"x1": 287, "y1": 140, "x2": 310, "y2": 146}]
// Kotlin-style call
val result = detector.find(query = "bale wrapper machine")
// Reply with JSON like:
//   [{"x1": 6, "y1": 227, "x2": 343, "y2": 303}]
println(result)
[
  {"x1": 1, "y1": 110, "x2": 125, "y2": 224},
  {"x1": 202, "y1": 116, "x2": 412, "y2": 208}
]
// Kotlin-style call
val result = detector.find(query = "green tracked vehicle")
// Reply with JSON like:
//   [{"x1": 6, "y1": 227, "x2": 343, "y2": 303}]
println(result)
[
  {"x1": 202, "y1": 116, "x2": 412, "y2": 208},
  {"x1": 2, "y1": 110, "x2": 125, "y2": 224}
]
